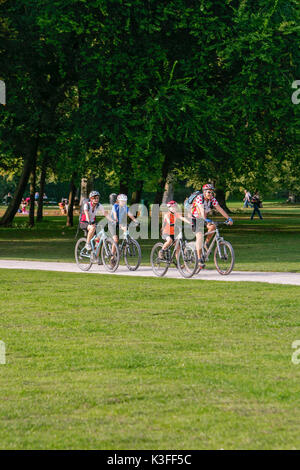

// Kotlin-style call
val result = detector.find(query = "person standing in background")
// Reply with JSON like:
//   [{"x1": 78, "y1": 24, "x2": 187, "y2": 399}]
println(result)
[
  {"x1": 243, "y1": 189, "x2": 252, "y2": 208},
  {"x1": 250, "y1": 191, "x2": 263, "y2": 220}
]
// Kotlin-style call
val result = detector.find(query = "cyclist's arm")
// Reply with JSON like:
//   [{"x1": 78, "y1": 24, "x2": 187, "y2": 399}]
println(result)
[
  {"x1": 104, "y1": 210, "x2": 115, "y2": 222},
  {"x1": 215, "y1": 204, "x2": 233, "y2": 224},
  {"x1": 84, "y1": 209, "x2": 94, "y2": 225},
  {"x1": 177, "y1": 214, "x2": 192, "y2": 225},
  {"x1": 111, "y1": 208, "x2": 118, "y2": 222},
  {"x1": 160, "y1": 214, "x2": 168, "y2": 233},
  {"x1": 128, "y1": 211, "x2": 138, "y2": 223}
]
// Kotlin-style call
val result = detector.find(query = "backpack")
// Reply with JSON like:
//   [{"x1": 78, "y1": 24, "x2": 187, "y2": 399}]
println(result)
[
  {"x1": 184, "y1": 190, "x2": 201, "y2": 212},
  {"x1": 79, "y1": 198, "x2": 90, "y2": 222}
]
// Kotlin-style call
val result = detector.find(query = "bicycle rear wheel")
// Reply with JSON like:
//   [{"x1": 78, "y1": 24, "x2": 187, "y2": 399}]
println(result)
[
  {"x1": 101, "y1": 238, "x2": 120, "y2": 272},
  {"x1": 75, "y1": 237, "x2": 92, "y2": 271},
  {"x1": 124, "y1": 239, "x2": 141, "y2": 271},
  {"x1": 177, "y1": 243, "x2": 198, "y2": 278},
  {"x1": 214, "y1": 240, "x2": 235, "y2": 275},
  {"x1": 150, "y1": 242, "x2": 169, "y2": 277}
]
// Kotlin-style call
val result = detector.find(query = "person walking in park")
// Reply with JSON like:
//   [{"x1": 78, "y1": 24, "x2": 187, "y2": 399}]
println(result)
[
  {"x1": 243, "y1": 189, "x2": 252, "y2": 208},
  {"x1": 250, "y1": 191, "x2": 263, "y2": 220}
]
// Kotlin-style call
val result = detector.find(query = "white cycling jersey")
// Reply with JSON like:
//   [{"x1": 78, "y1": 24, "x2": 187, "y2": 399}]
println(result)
[{"x1": 81, "y1": 202, "x2": 105, "y2": 223}]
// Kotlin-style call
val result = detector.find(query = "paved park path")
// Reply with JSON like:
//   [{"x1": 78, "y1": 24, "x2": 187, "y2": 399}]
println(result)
[{"x1": 0, "y1": 259, "x2": 300, "y2": 286}]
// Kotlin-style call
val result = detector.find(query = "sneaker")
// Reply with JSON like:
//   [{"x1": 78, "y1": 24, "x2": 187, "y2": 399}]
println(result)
[
  {"x1": 85, "y1": 243, "x2": 92, "y2": 251},
  {"x1": 158, "y1": 249, "x2": 165, "y2": 260}
]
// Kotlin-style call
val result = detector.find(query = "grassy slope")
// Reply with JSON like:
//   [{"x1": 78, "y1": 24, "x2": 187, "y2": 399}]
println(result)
[
  {"x1": 0, "y1": 203, "x2": 300, "y2": 271},
  {"x1": 0, "y1": 269, "x2": 300, "y2": 449}
]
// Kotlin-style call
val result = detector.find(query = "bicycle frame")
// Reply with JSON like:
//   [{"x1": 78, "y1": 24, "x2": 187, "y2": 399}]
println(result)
[
  {"x1": 203, "y1": 223, "x2": 226, "y2": 261},
  {"x1": 80, "y1": 228, "x2": 110, "y2": 259},
  {"x1": 162, "y1": 232, "x2": 184, "y2": 264},
  {"x1": 118, "y1": 229, "x2": 131, "y2": 254}
]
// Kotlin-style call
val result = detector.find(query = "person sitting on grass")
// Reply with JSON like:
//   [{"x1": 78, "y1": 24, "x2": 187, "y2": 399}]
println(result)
[{"x1": 159, "y1": 200, "x2": 191, "y2": 262}]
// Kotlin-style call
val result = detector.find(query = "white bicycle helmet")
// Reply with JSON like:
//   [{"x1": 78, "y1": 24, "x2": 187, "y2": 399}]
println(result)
[
  {"x1": 89, "y1": 190, "x2": 100, "y2": 198},
  {"x1": 117, "y1": 194, "x2": 127, "y2": 202}
]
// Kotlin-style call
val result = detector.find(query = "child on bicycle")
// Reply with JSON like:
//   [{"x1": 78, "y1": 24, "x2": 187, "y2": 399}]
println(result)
[
  {"x1": 110, "y1": 194, "x2": 139, "y2": 255},
  {"x1": 159, "y1": 201, "x2": 191, "y2": 260}
]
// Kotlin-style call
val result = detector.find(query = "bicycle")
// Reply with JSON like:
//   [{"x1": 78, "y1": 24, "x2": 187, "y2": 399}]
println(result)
[
  {"x1": 118, "y1": 226, "x2": 142, "y2": 271},
  {"x1": 150, "y1": 231, "x2": 198, "y2": 278},
  {"x1": 195, "y1": 221, "x2": 235, "y2": 275},
  {"x1": 75, "y1": 227, "x2": 120, "y2": 272}
]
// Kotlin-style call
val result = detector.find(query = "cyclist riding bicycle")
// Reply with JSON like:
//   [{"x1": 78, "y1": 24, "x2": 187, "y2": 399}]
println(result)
[
  {"x1": 111, "y1": 193, "x2": 139, "y2": 253},
  {"x1": 191, "y1": 184, "x2": 233, "y2": 263},
  {"x1": 80, "y1": 191, "x2": 112, "y2": 251},
  {"x1": 159, "y1": 200, "x2": 191, "y2": 261}
]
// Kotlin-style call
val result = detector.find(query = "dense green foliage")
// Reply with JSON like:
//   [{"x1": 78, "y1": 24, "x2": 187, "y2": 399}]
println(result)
[{"x1": 0, "y1": 0, "x2": 299, "y2": 224}]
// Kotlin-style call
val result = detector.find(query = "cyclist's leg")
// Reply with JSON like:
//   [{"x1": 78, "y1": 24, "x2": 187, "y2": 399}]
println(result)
[
  {"x1": 111, "y1": 234, "x2": 119, "y2": 255},
  {"x1": 192, "y1": 217, "x2": 204, "y2": 260},
  {"x1": 86, "y1": 224, "x2": 96, "y2": 245},
  {"x1": 159, "y1": 235, "x2": 173, "y2": 258},
  {"x1": 205, "y1": 223, "x2": 215, "y2": 248},
  {"x1": 80, "y1": 222, "x2": 94, "y2": 249},
  {"x1": 162, "y1": 235, "x2": 173, "y2": 251}
]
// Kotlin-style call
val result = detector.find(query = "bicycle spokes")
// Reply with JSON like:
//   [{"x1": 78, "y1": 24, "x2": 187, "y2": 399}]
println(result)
[
  {"x1": 124, "y1": 239, "x2": 141, "y2": 271},
  {"x1": 150, "y1": 243, "x2": 169, "y2": 277},
  {"x1": 75, "y1": 238, "x2": 92, "y2": 271},
  {"x1": 177, "y1": 243, "x2": 198, "y2": 278},
  {"x1": 214, "y1": 241, "x2": 235, "y2": 275}
]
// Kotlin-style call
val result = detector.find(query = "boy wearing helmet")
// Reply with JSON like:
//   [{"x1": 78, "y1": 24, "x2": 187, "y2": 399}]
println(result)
[
  {"x1": 192, "y1": 184, "x2": 233, "y2": 262},
  {"x1": 159, "y1": 201, "x2": 191, "y2": 260},
  {"x1": 111, "y1": 194, "x2": 139, "y2": 248},
  {"x1": 80, "y1": 191, "x2": 110, "y2": 250}
]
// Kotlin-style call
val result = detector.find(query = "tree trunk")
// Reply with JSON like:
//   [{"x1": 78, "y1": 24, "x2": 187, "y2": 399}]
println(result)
[
  {"x1": 154, "y1": 155, "x2": 171, "y2": 205},
  {"x1": 66, "y1": 173, "x2": 76, "y2": 227},
  {"x1": 162, "y1": 172, "x2": 174, "y2": 204},
  {"x1": 80, "y1": 177, "x2": 93, "y2": 204},
  {"x1": 28, "y1": 162, "x2": 36, "y2": 228},
  {"x1": 36, "y1": 157, "x2": 47, "y2": 222},
  {"x1": 0, "y1": 149, "x2": 35, "y2": 227},
  {"x1": 119, "y1": 181, "x2": 129, "y2": 196},
  {"x1": 215, "y1": 187, "x2": 231, "y2": 214},
  {"x1": 130, "y1": 180, "x2": 143, "y2": 205}
]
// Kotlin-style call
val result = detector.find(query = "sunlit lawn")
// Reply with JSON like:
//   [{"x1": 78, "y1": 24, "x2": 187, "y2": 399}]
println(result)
[
  {"x1": 0, "y1": 269, "x2": 299, "y2": 449},
  {"x1": 0, "y1": 202, "x2": 300, "y2": 272}
]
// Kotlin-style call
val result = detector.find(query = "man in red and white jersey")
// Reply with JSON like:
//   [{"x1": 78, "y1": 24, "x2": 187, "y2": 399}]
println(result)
[
  {"x1": 191, "y1": 184, "x2": 233, "y2": 263},
  {"x1": 80, "y1": 191, "x2": 112, "y2": 250}
]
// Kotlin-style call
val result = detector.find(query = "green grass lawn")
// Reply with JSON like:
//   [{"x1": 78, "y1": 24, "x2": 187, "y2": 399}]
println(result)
[
  {"x1": 0, "y1": 269, "x2": 299, "y2": 449},
  {"x1": 1, "y1": 202, "x2": 300, "y2": 272}
]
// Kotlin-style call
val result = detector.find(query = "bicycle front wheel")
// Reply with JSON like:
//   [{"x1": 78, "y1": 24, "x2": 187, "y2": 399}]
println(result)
[
  {"x1": 101, "y1": 238, "x2": 120, "y2": 272},
  {"x1": 75, "y1": 237, "x2": 92, "y2": 271},
  {"x1": 177, "y1": 243, "x2": 198, "y2": 278},
  {"x1": 214, "y1": 240, "x2": 235, "y2": 275},
  {"x1": 124, "y1": 239, "x2": 141, "y2": 271},
  {"x1": 150, "y1": 242, "x2": 169, "y2": 277}
]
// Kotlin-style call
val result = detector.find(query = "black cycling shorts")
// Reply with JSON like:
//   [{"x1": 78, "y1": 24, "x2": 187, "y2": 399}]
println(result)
[
  {"x1": 162, "y1": 233, "x2": 175, "y2": 241},
  {"x1": 191, "y1": 217, "x2": 204, "y2": 234},
  {"x1": 80, "y1": 221, "x2": 95, "y2": 230}
]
